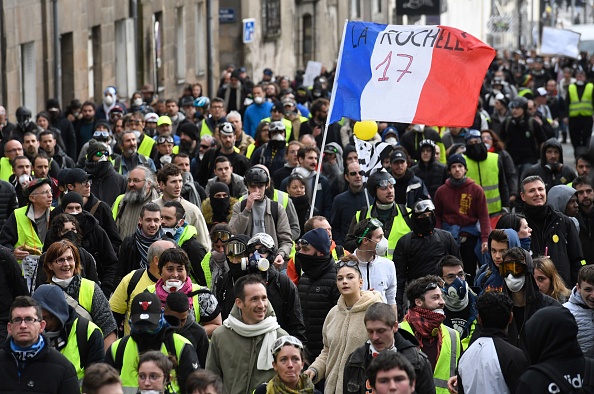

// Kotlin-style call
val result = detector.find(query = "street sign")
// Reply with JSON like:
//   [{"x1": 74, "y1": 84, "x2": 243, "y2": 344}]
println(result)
[
  {"x1": 219, "y1": 8, "x2": 236, "y2": 23},
  {"x1": 488, "y1": 15, "x2": 513, "y2": 34},
  {"x1": 243, "y1": 18, "x2": 255, "y2": 44}
]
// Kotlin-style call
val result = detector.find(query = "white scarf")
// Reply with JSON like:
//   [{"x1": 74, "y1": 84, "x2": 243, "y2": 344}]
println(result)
[{"x1": 223, "y1": 314, "x2": 280, "y2": 370}]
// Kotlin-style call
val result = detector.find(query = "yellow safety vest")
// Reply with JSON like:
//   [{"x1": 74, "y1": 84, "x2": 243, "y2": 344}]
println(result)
[
  {"x1": 0, "y1": 157, "x2": 12, "y2": 181},
  {"x1": 78, "y1": 278, "x2": 96, "y2": 316},
  {"x1": 464, "y1": 152, "x2": 501, "y2": 215},
  {"x1": 138, "y1": 135, "x2": 156, "y2": 157},
  {"x1": 200, "y1": 252, "x2": 213, "y2": 289},
  {"x1": 14, "y1": 206, "x2": 44, "y2": 254},
  {"x1": 201, "y1": 119, "x2": 214, "y2": 137},
  {"x1": 355, "y1": 204, "x2": 411, "y2": 258},
  {"x1": 246, "y1": 143, "x2": 256, "y2": 159},
  {"x1": 172, "y1": 145, "x2": 179, "y2": 155},
  {"x1": 61, "y1": 318, "x2": 102, "y2": 380},
  {"x1": 238, "y1": 189, "x2": 289, "y2": 209},
  {"x1": 568, "y1": 83, "x2": 594, "y2": 117},
  {"x1": 111, "y1": 194, "x2": 125, "y2": 220},
  {"x1": 146, "y1": 283, "x2": 203, "y2": 322},
  {"x1": 261, "y1": 116, "x2": 308, "y2": 142},
  {"x1": 111, "y1": 334, "x2": 191, "y2": 393},
  {"x1": 400, "y1": 321, "x2": 460, "y2": 393}
]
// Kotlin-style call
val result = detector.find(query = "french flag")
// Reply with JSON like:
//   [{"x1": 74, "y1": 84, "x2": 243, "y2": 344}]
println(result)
[{"x1": 328, "y1": 21, "x2": 496, "y2": 127}]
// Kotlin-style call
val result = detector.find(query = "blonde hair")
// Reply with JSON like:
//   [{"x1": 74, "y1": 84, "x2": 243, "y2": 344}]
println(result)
[{"x1": 533, "y1": 256, "x2": 571, "y2": 301}]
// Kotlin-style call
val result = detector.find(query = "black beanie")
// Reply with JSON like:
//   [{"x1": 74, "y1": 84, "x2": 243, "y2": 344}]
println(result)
[
  {"x1": 61, "y1": 192, "x2": 84, "y2": 211},
  {"x1": 209, "y1": 182, "x2": 230, "y2": 198}
]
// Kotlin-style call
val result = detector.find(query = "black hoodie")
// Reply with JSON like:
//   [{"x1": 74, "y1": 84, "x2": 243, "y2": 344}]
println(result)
[
  {"x1": 523, "y1": 138, "x2": 577, "y2": 191},
  {"x1": 517, "y1": 306, "x2": 590, "y2": 393}
]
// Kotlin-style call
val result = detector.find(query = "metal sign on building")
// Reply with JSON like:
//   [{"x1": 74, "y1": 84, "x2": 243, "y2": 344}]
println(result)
[
  {"x1": 396, "y1": 0, "x2": 440, "y2": 16},
  {"x1": 488, "y1": 15, "x2": 514, "y2": 33},
  {"x1": 243, "y1": 18, "x2": 256, "y2": 44},
  {"x1": 219, "y1": 8, "x2": 236, "y2": 23}
]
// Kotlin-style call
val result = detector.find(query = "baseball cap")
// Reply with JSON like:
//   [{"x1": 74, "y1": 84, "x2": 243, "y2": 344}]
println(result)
[
  {"x1": 157, "y1": 116, "x2": 172, "y2": 126},
  {"x1": 64, "y1": 168, "x2": 93, "y2": 185},
  {"x1": 536, "y1": 87, "x2": 548, "y2": 97},
  {"x1": 23, "y1": 178, "x2": 51, "y2": 200},
  {"x1": 390, "y1": 151, "x2": 406, "y2": 162},
  {"x1": 263, "y1": 68, "x2": 273, "y2": 76},
  {"x1": 465, "y1": 129, "x2": 482, "y2": 141},
  {"x1": 130, "y1": 292, "x2": 162, "y2": 327}
]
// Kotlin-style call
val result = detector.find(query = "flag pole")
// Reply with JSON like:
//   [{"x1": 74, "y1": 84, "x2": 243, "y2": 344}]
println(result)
[{"x1": 309, "y1": 19, "x2": 349, "y2": 219}]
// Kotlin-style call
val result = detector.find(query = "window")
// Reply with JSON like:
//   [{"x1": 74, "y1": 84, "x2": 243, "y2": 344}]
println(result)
[
  {"x1": 302, "y1": 14, "x2": 313, "y2": 67},
  {"x1": 350, "y1": 0, "x2": 361, "y2": 19},
  {"x1": 115, "y1": 18, "x2": 137, "y2": 99},
  {"x1": 21, "y1": 42, "x2": 36, "y2": 112},
  {"x1": 195, "y1": 2, "x2": 206, "y2": 75},
  {"x1": 262, "y1": 0, "x2": 281, "y2": 37},
  {"x1": 176, "y1": 7, "x2": 186, "y2": 81}
]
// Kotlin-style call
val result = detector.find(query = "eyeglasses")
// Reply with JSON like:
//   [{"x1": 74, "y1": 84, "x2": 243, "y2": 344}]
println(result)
[
  {"x1": 499, "y1": 260, "x2": 527, "y2": 277},
  {"x1": 93, "y1": 150, "x2": 110, "y2": 157},
  {"x1": 79, "y1": 180, "x2": 92, "y2": 187},
  {"x1": 378, "y1": 178, "x2": 396, "y2": 188},
  {"x1": 10, "y1": 317, "x2": 40, "y2": 325},
  {"x1": 442, "y1": 272, "x2": 468, "y2": 282},
  {"x1": 157, "y1": 136, "x2": 174, "y2": 144},
  {"x1": 127, "y1": 178, "x2": 146, "y2": 184},
  {"x1": 32, "y1": 189, "x2": 52, "y2": 196},
  {"x1": 138, "y1": 373, "x2": 164, "y2": 382},
  {"x1": 211, "y1": 230, "x2": 231, "y2": 243},
  {"x1": 54, "y1": 256, "x2": 75, "y2": 265},
  {"x1": 225, "y1": 241, "x2": 247, "y2": 257},
  {"x1": 577, "y1": 188, "x2": 594, "y2": 195},
  {"x1": 348, "y1": 170, "x2": 365, "y2": 177},
  {"x1": 272, "y1": 336, "x2": 304, "y2": 355},
  {"x1": 5, "y1": 148, "x2": 23, "y2": 154}
]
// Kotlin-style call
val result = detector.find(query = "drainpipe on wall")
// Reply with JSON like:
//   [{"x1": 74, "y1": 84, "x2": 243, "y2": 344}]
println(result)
[
  {"x1": 131, "y1": 0, "x2": 140, "y2": 85},
  {"x1": 0, "y1": 0, "x2": 7, "y2": 106},
  {"x1": 206, "y1": 0, "x2": 214, "y2": 97},
  {"x1": 52, "y1": 0, "x2": 61, "y2": 102}
]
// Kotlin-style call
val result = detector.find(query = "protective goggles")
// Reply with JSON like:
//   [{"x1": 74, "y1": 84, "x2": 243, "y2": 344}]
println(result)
[
  {"x1": 272, "y1": 336, "x2": 303, "y2": 355},
  {"x1": 359, "y1": 218, "x2": 383, "y2": 240},
  {"x1": 93, "y1": 131, "x2": 110, "y2": 139},
  {"x1": 498, "y1": 260, "x2": 527, "y2": 277},
  {"x1": 211, "y1": 230, "x2": 231, "y2": 243},
  {"x1": 93, "y1": 150, "x2": 110, "y2": 158},
  {"x1": 225, "y1": 241, "x2": 247, "y2": 257},
  {"x1": 157, "y1": 136, "x2": 174, "y2": 145},
  {"x1": 378, "y1": 178, "x2": 396, "y2": 188},
  {"x1": 336, "y1": 260, "x2": 362, "y2": 274},
  {"x1": 414, "y1": 200, "x2": 435, "y2": 214}
]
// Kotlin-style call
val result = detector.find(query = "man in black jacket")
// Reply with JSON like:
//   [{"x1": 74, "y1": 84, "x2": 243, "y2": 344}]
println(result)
[
  {"x1": 0, "y1": 246, "x2": 28, "y2": 342},
  {"x1": 574, "y1": 176, "x2": 594, "y2": 265},
  {"x1": 0, "y1": 179, "x2": 18, "y2": 229},
  {"x1": 457, "y1": 291, "x2": 528, "y2": 394},
  {"x1": 343, "y1": 302, "x2": 435, "y2": 394},
  {"x1": 0, "y1": 296, "x2": 79, "y2": 393}
]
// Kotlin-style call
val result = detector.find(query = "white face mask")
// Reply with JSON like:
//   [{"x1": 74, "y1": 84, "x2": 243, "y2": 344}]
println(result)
[
  {"x1": 98, "y1": 154, "x2": 108, "y2": 162},
  {"x1": 254, "y1": 96, "x2": 264, "y2": 105},
  {"x1": 133, "y1": 98, "x2": 143, "y2": 107},
  {"x1": 385, "y1": 137, "x2": 397, "y2": 146},
  {"x1": 162, "y1": 227, "x2": 176, "y2": 237},
  {"x1": 505, "y1": 274, "x2": 525, "y2": 292},
  {"x1": 433, "y1": 308, "x2": 445, "y2": 315},
  {"x1": 133, "y1": 130, "x2": 141, "y2": 139},
  {"x1": 103, "y1": 95, "x2": 113, "y2": 106},
  {"x1": 160, "y1": 154, "x2": 172, "y2": 164},
  {"x1": 139, "y1": 391, "x2": 162, "y2": 394},
  {"x1": 375, "y1": 236, "x2": 389, "y2": 256},
  {"x1": 18, "y1": 174, "x2": 31, "y2": 188},
  {"x1": 163, "y1": 279, "x2": 183, "y2": 292}
]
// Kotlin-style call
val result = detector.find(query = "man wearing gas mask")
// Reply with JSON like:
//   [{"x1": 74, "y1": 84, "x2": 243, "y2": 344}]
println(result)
[
  {"x1": 523, "y1": 137, "x2": 577, "y2": 192},
  {"x1": 214, "y1": 233, "x2": 306, "y2": 342},
  {"x1": 436, "y1": 255, "x2": 478, "y2": 351},
  {"x1": 394, "y1": 200, "x2": 460, "y2": 318},
  {"x1": 351, "y1": 218, "x2": 397, "y2": 313}
]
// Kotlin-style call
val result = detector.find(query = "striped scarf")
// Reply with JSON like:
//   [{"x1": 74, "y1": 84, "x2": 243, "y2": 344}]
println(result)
[{"x1": 134, "y1": 226, "x2": 162, "y2": 268}]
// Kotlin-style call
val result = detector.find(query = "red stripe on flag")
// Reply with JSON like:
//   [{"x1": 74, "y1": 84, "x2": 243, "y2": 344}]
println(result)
[{"x1": 412, "y1": 26, "x2": 495, "y2": 127}]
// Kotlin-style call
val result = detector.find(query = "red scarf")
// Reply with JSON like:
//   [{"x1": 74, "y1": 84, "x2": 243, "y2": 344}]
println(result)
[
  {"x1": 404, "y1": 307, "x2": 446, "y2": 347},
  {"x1": 154, "y1": 277, "x2": 194, "y2": 307}
]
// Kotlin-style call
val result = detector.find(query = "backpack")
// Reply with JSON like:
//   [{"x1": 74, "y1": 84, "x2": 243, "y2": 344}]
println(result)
[
  {"x1": 126, "y1": 268, "x2": 146, "y2": 301},
  {"x1": 75, "y1": 318, "x2": 90, "y2": 370},
  {"x1": 528, "y1": 358, "x2": 594, "y2": 393}
]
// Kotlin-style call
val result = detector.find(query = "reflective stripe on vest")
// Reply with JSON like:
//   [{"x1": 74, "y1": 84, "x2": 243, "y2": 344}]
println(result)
[
  {"x1": 355, "y1": 205, "x2": 411, "y2": 258},
  {"x1": 146, "y1": 284, "x2": 202, "y2": 322},
  {"x1": 399, "y1": 321, "x2": 460, "y2": 393},
  {"x1": 78, "y1": 278, "x2": 96, "y2": 315},
  {"x1": 568, "y1": 83, "x2": 594, "y2": 117},
  {"x1": 111, "y1": 334, "x2": 190, "y2": 393},
  {"x1": 464, "y1": 152, "x2": 501, "y2": 214},
  {"x1": 138, "y1": 136, "x2": 156, "y2": 157},
  {"x1": 201, "y1": 252, "x2": 212, "y2": 288},
  {"x1": 112, "y1": 194, "x2": 125, "y2": 220},
  {"x1": 14, "y1": 206, "x2": 43, "y2": 255},
  {"x1": 201, "y1": 119, "x2": 213, "y2": 137},
  {"x1": 0, "y1": 157, "x2": 12, "y2": 181},
  {"x1": 61, "y1": 318, "x2": 101, "y2": 380},
  {"x1": 246, "y1": 143, "x2": 256, "y2": 159}
]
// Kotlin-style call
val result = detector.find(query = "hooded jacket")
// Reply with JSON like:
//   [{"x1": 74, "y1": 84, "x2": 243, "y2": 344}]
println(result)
[
  {"x1": 410, "y1": 141, "x2": 448, "y2": 198},
  {"x1": 564, "y1": 287, "x2": 594, "y2": 354},
  {"x1": 547, "y1": 184, "x2": 580, "y2": 231},
  {"x1": 476, "y1": 229, "x2": 521, "y2": 293},
  {"x1": 85, "y1": 160, "x2": 127, "y2": 207},
  {"x1": 499, "y1": 114, "x2": 547, "y2": 166},
  {"x1": 516, "y1": 306, "x2": 589, "y2": 393},
  {"x1": 577, "y1": 205, "x2": 594, "y2": 265},
  {"x1": 393, "y1": 169, "x2": 430, "y2": 209},
  {"x1": 523, "y1": 138, "x2": 577, "y2": 191},
  {"x1": 343, "y1": 329, "x2": 436, "y2": 394},
  {"x1": 309, "y1": 290, "x2": 384, "y2": 394},
  {"x1": 205, "y1": 303, "x2": 288, "y2": 394},
  {"x1": 297, "y1": 253, "x2": 340, "y2": 360}
]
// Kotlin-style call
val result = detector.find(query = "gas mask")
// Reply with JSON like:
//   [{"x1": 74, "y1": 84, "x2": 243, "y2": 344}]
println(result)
[
  {"x1": 242, "y1": 251, "x2": 270, "y2": 273},
  {"x1": 385, "y1": 137, "x2": 397, "y2": 146},
  {"x1": 374, "y1": 237, "x2": 389, "y2": 257},
  {"x1": 442, "y1": 277, "x2": 469, "y2": 312}
]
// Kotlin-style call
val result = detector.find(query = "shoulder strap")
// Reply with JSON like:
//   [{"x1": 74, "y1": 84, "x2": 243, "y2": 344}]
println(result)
[
  {"x1": 271, "y1": 200, "x2": 279, "y2": 225},
  {"x1": 76, "y1": 318, "x2": 90, "y2": 370},
  {"x1": 89, "y1": 199, "x2": 101, "y2": 216},
  {"x1": 114, "y1": 336, "x2": 129, "y2": 372},
  {"x1": 63, "y1": 292, "x2": 93, "y2": 322},
  {"x1": 164, "y1": 334, "x2": 177, "y2": 358},
  {"x1": 241, "y1": 199, "x2": 247, "y2": 211},
  {"x1": 335, "y1": 245, "x2": 344, "y2": 259},
  {"x1": 127, "y1": 269, "x2": 146, "y2": 301}
]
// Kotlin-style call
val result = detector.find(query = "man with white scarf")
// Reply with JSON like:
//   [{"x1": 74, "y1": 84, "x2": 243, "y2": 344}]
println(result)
[
  {"x1": 206, "y1": 274, "x2": 288, "y2": 394},
  {"x1": 437, "y1": 255, "x2": 479, "y2": 351}
]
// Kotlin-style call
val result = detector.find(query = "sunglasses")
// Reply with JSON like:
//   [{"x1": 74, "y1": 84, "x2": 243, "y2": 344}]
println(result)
[
  {"x1": 93, "y1": 151, "x2": 109, "y2": 157},
  {"x1": 200, "y1": 144, "x2": 211, "y2": 149},
  {"x1": 211, "y1": 230, "x2": 231, "y2": 243},
  {"x1": 348, "y1": 171, "x2": 365, "y2": 177},
  {"x1": 499, "y1": 260, "x2": 527, "y2": 277}
]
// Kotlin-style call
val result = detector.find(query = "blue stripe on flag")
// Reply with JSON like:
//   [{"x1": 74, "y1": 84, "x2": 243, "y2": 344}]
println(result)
[{"x1": 329, "y1": 21, "x2": 382, "y2": 124}]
